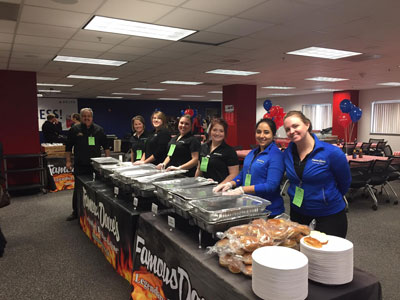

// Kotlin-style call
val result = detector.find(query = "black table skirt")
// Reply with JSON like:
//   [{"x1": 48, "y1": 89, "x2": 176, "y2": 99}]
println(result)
[{"x1": 131, "y1": 212, "x2": 382, "y2": 300}]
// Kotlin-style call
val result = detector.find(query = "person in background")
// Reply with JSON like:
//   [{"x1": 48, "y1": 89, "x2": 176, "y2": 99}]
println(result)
[
  {"x1": 42, "y1": 114, "x2": 66, "y2": 144},
  {"x1": 65, "y1": 108, "x2": 110, "y2": 221},
  {"x1": 157, "y1": 114, "x2": 200, "y2": 177},
  {"x1": 130, "y1": 115, "x2": 149, "y2": 163},
  {"x1": 71, "y1": 113, "x2": 80, "y2": 127},
  {"x1": 135, "y1": 111, "x2": 171, "y2": 166},
  {"x1": 283, "y1": 111, "x2": 351, "y2": 238},
  {"x1": 195, "y1": 118, "x2": 239, "y2": 183},
  {"x1": 214, "y1": 118, "x2": 285, "y2": 217},
  {"x1": 192, "y1": 114, "x2": 202, "y2": 134}
]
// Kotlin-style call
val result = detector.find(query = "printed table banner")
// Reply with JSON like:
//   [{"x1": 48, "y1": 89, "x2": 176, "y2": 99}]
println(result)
[
  {"x1": 76, "y1": 176, "x2": 140, "y2": 282},
  {"x1": 47, "y1": 157, "x2": 74, "y2": 192}
]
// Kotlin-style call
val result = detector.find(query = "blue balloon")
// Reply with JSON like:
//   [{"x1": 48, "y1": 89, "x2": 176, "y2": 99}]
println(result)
[
  {"x1": 340, "y1": 99, "x2": 352, "y2": 113},
  {"x1": 350, "y1": 107, "x2": 362, "y2": 122},
  {"x1": 180, "y1": 109, "x2": 185, "y2": 116},
  {"x1": 193, "y1": 109, "x2": 198, "y2": 118},
  {"x1": 263, "y1": 99, "x2": 272, "y2": 111}
]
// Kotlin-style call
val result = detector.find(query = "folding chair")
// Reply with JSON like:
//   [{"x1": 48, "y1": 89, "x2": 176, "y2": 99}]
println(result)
[
  {"x1": 347, "y1": 160, "x2": 377, "y2": 210},
  {"x1": 360, "y1": 142, "x2": 372, "y2": 155},
  {"x1": 383, "y1": 156, "x2": 400, "y2": 205},
  {"x1": 369, "y1": 159, "x2": 393, "y2": 209},
  {"x1": 370, "y1": 141, "x2": 387, "y2": 156}
]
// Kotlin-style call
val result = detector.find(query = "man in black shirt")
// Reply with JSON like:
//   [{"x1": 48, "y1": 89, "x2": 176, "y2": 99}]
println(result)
[
  {"x1": 65, "y1": 108, "x2": 109, "y2": 221},
  {"x1": 42, "y1": 114, "x2": 66, "y2": 144}
]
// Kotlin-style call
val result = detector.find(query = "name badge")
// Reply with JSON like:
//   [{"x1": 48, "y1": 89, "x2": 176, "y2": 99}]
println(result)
[
  {"x1": 200, "y1": 157, "x2": 209, "y2": 172},
  {"x1": 293, "y1": 186, "x2": 304, "y2": 207},
  {"x1": 245, "y1": 174, "x2": 252, "y2": 186},
  {"x1": 136, "y1": 150, "x2": 142, "y2": 160},
  {"x1": 168, "y1": 144, "x2": 176, "y2": 156},
  {"x1": 88, "y1": 136, "x2": 95, "y2": 145}
]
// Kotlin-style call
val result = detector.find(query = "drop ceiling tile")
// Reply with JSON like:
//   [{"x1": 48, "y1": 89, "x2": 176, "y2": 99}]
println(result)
[
  {"x1": 183, "y1": 31, "x2": 238, "y2": 45},
  {"x1": 207, "y1": 18, "x2": 274, "y2": 36},
  {"x1": 120, "y1": 36, "x2": 173, "y2": 49},
  {"x1": 20, "y1": 5, "x2": 90, "y2": 28},
  {"x1": 64, "y1": 40, "x2": 114, "y2": 51},
  {"x1": 0, "y1": 33, "x2": 13, "y2": 43},
  {"x1": 182, "y1": 0, "x2": 266, "y2": 16},
  {"x1": 162, "y1": 42, "x2": 211, "y2": 53},
  {"x1": 13, "y1": 43, "x2": 61, "y2": 55},
  {"x1": 17, "y1": 22, "x2": 76, "y2": 39},
  {"x1": 143, "y1": 0, "x2": 186, "y2": 5},
  {"x1": 107, "y1": 45, "x2": 153, "y2": 55},
  {"x1": 0, "y1": 20, "x2": 16, "y2": 34},
  {"x1": 58, "y1": 49, "x2": 104, "y2": 58},
  {"x1": 156, "y1": 8, "x2": 228, "y2": 30},
  {"x1": 25, "y1": 0, "x2": 104, "y2": 13},
  {"x1": 98, "y1": 52, "x2": 141, "y2": 61},
  {"x1": 15, "y1": 34, "x2": 67, "y2": 47},
  {"x1": 96, "y1": 0, "x2": 175, "y2": 23},
  {"x1": 72, "y1": 29, "x2": 129, "y2": 44},
  {"x1": 0, "y1": 50, "x2": 10, "y2": 57}
]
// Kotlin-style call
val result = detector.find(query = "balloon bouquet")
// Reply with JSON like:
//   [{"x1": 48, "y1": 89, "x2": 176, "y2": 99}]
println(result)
[
  {"x1": 338, "y1": 99, "x2": 362, "y2": 145},
  {"x1": 262, "y1": 99, "x2": 286, "y2": 130},
  {"x1": 180, "y1": 108, "x2": 197, "y2": 118}
]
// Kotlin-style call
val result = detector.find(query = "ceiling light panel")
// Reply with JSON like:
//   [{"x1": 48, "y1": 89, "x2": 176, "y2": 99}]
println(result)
[
  {"x1": 206, "y1": 69, "x2": 260, "y2": 76},
  {"x1": 54, "y1": 55, "x2": 127, "y2": 66},
  {"x1": 96, "y1": 96, "x2": 123, "y2": 99},
  {"x1": 84, "y1": 16, "x2": 196, "y2": 41},
  {"x1": 287, "y1": 47, "x2": 362, "y2": 59},
  {"x1": 158, "y1": 98, "x2": 180, "y2": 100},
  {"x1": 132, "y1": 88, "x2": 166, "y2": 91},
  {"x1": 67, "y1": 75, "x2": 118, "y2": 80},
  {"x1": 38, "y1": 89, "x2": 61, "y2": 92},
  {"x1": 37, "y1": 83, "x2": 74, "y2": 87},
  {"x1": 268, "y1": 93, "x2": 293, "y2": 96},
  {"x1": 161, "y1": 80, "x2": 203, "y2": 85},
  {"x1": 181, "y1": 95, "x2": 204, "y2": 97},
  {"x1": 262, "y1": 86, "x2": 296, "y2": 90},
  {"x1": 377, "y1": 82, "x2": 400, "y2": 86},
  {"x1": 313, "y1": 88, "x2": 339, "y2": 92},
  {"x1": 208, "y1": 91, "x2": 222, "y2": 94},
  {"x1": 112, "y1": 92, "x2": 141, "y2": 95},
  {"x1": 305, "y1": 77, "x2": 348, "y2": 82}
]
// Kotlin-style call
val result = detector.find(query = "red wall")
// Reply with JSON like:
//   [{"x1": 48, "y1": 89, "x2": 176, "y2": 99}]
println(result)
[
  {"x1": 332, "y1": 90, "x2": 359, "y2": 142},
  {"x1": 0, "y1": 70, "x2": 39, "y2": 155},
  {"x1": 222, "y1": 84, "x2": 256, "y2": 149}
]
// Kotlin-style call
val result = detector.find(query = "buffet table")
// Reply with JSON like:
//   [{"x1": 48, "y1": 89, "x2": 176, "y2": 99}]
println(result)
[
  {"x1": 76, "y1": 175, "x2": 155, "y2": 282},
  {"x1": 130, "y1": 212, "x2": 382, "y2": 300}
]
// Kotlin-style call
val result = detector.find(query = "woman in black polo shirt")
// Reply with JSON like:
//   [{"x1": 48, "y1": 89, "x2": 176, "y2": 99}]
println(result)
[
  {"x1": 195, "y1": 118, "x2": 239, "y2": 183},
  {"x1": 157, "y1": 114, "x2": 200, "y2": 177},
  {"x1": 135, "y1": 111, "x2": 171, "y2": 165},
  {"x1": 130, "y1": 115, "x2": 150, "y2": 163}
]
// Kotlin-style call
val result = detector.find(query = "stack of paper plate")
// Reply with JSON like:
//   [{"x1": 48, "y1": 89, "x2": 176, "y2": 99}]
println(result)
[
  {"x1": 300, "y1": 235, "x2": 353, "y2": 285},
  {"x1": 252, "y1": 246, "x2": 308, "y2": 300}
]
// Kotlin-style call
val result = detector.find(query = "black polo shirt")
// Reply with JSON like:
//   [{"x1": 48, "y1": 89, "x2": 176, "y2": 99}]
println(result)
[
  {"x1": 144, "y1": 128, "x2": 171, "y2": 165},
  {"x1": 66, "y1": 123, "x2": 108, "y2": 168},
  {"x1": 291, "y1": 138, "x2": 316, "y2": 180},
  {"x1": 167, "y1": 133, "x2": 201, "y2": 177},
  {"x1": 131, "y1": 131, "x2": 150, "y2": 162},
  {"x1": 199, "y1": 141, "x2": 239, "y2": 183}
]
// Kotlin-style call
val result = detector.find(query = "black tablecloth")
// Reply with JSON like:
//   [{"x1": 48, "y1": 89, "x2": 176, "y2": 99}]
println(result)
[{"x1": 131, "y1": 212, "x2": 382, "y2": 300}]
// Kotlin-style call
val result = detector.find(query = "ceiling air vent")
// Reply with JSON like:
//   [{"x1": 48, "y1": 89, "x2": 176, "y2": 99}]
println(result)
[{"x1": 0, "y1": 2, "x2": 20, "y2": 21}]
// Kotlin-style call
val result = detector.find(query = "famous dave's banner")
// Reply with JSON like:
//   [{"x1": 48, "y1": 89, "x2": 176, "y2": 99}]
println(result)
[
  {"x1": 79, "y1": 183, "x2": 136, "y2": 282},
  {"x1": 38, "y1": 98, "x2": 78, "y2": 131},
  {"x1": 131, "y1": 217, "x2": 208, "y2": 300},
  {"x1": 47, "y1": 157, "x2": 74, "y2": 192}
]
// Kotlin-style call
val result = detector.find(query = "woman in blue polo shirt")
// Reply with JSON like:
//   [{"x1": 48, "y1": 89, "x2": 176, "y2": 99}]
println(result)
[
  {"x1": 157, "y1": 114, "x2": 200, "y2": 177},
  {"x1": 214, "y1": 118, "x2": 285, "y2": 217},
  {"x1": 283, "y1": 111, "x2": 351, "y2": 238},
  {"x1": 195, "y1": 118, "x2": 239, "y2": 183}
]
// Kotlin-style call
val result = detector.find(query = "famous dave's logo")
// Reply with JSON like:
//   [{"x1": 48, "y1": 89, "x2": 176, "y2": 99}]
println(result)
[
  {"x1": 133, "y1": 235, "x2": 206, "y2": 300},
  {"x1": 48, "y1": 164, "x2": 74, "y2": 175},
  {"x1": 82, "y1": 187, "x2": 120, "y2": 242}
]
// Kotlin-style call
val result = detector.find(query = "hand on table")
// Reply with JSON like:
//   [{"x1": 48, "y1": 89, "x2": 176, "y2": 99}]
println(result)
[
  {"x1": 213, "y1": 182, "x2": 232, "y2": 193},
  {"x1": 223, "y1": 187, "x2": 244, "y2": 196}
]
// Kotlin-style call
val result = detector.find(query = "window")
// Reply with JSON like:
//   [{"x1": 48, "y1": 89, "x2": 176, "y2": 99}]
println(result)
[
  {"x1": 371, "y1": 100, "x2": 400, "y2": 134},
  {"x1": 302, "y1": 104, "x2": 332, "y2": 131}
]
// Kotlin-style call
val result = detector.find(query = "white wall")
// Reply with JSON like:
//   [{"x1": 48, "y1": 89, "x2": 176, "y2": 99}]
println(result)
[
  {"x1": 256, "y1": 89, "x2": 400, "y2": 151},
  {"x1": 358, "y1": 87, "x2": 400, "y2": 151},
  {"x1": 257, "y1": 93, "x2": 332, "y2": 137}
]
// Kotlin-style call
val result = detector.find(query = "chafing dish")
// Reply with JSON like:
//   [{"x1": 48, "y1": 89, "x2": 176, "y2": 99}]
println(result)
[
  {"x1": 131, "y1": 170, "x2": 188, "y2": 197},
  {"x1": 153, "y1": 177, "x2": 216, "y2": 207},
  {"x1": 189, "y1": 195, "x2": 271, "y2": 223},
  {"x1": 114, "y1": 168, "x2": 160, "y2": 184},
  {"x1": 90, "y1": 157, "x2": 119, "y2": 171},
  {"x1": 99, "y1": 162, "x2": 132, "y2": 178},
  {"x1": 191, "y1": 212, "x2": 271, "y2": 235}
]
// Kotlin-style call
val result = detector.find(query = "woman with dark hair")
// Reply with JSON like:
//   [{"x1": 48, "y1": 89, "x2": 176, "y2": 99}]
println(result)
[
  {"x1": 195, "y1": 118, "x2": 239, "y2": 183},
  {"x1": 157, "y1": 115, "x2": 200, "y2": 177},
  {"x1": 214, "y1": 118, "x2": 285, "y2": 217},
  {"x1": 130, "y1": 115, "x2": 150, "y2": 163},
  {"x1": 283, "y1": 111, "x2": 351, "y2": 238},
  {"x1": 135, "y1": 111, "x2": 171, "y2": 165}
]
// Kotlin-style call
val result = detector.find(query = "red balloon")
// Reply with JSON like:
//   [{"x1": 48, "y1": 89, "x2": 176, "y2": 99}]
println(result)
[
  {"x1": 277, "y1": 106, "x2": 284, "y2": 115},
  {"x1": 263, "y1": 112, "x2": 272, "y2": 119},
  {"x1": 274, "y1": 115, "x2": 284, "y2": 129},
  {"x1": 269, "y1": 106, "x2": 279, "y2": 117},
  {"x1": 184, "y1": 109, "x2": 194, "y2": 117},
  {"x1": 338, "y1": 113, "x2": 352, "y2": 128}
]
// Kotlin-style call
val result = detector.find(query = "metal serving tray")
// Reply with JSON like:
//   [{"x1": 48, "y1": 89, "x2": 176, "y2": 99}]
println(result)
[
  {"x1": 99, "y1": 162, "x2": 132, "y2": 178},
  {"x1": 132, "y1": 170, "x2": 188, "y2": 190},
  {"x1": 189, "y1": 195, "x2": 271, "y2": 223},
  {"x1": 190, "y1": 211, "x2": 271, "y2": 235},
  {"x1": 170, "y1": 186, "x2": 220, "y2": 211},
  {"x1": 115, "y1": 169, "x2": 160, "y2": 184},
  {"x1": 91, "y1": 157, "x2": 120, "y2": 171}
]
